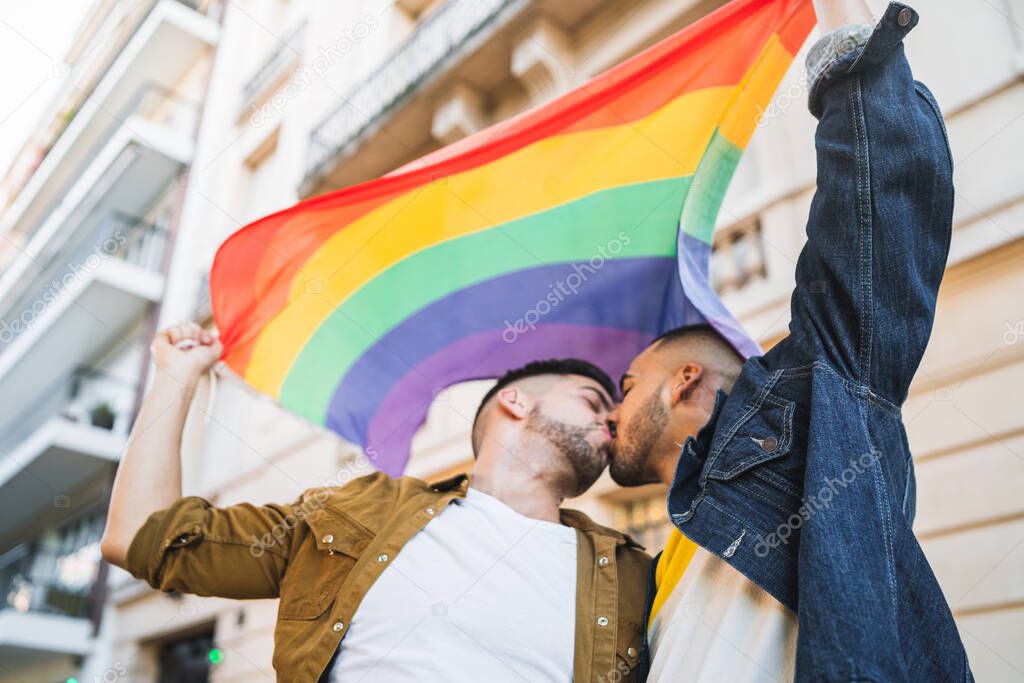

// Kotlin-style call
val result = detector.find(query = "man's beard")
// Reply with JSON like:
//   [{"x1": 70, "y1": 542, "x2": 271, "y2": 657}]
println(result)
[
  {"x1": 526, "y1": 406, "x2": 608, "y2": 497},
  {"x1": 610, "y1": 388, "x2": 668, "y2": 486}
]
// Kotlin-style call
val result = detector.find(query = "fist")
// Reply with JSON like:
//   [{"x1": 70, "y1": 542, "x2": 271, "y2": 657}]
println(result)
[{"x1": 151, "y1": 321, "x2": 223, "y2": 381}]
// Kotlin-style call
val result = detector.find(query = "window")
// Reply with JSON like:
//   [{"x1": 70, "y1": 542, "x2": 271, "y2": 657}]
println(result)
[
  {"x1": 158, "y1": 628, "x2": 217, "y2": 683},
  {"x1": 710, "y1": 217, "x2": 768, "y2": 293},
  {"x1": 242, "y1": 127, "x2": 292, "y2": 223},
  {"x1": 610, "y1": 495, "x2": 673, "y2": 552},
  {"x1": 0, "y1": 508, "x2": 105, "y2": 618}
]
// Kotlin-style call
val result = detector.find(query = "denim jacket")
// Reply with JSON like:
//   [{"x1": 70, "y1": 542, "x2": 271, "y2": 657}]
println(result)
[{"x1": 642, "y1": 4, "x2": 971, "y2": 681}]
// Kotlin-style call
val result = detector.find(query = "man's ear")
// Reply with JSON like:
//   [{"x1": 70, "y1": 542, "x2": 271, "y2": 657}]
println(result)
[
  {"x1": 668, "y1": 363, "x2": 703, "y2": 406},
  {"x1": 496, "y1": 387, "x2": 530, "y2": 420}
]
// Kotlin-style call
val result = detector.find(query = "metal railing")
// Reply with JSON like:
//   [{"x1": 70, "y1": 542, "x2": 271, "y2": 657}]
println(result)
[
  {"x1": 0, "y1": 82, "x2": 195, "y2": 276},
  {"x1": 0, "y1": 365, "x2": 138, "y2": 456},
  {"x1": 305, "y1": 0, "x2": 518, "y2": 181},
  {"x1": 0, "y1": 510, "x2": 105, "y2": 620},
  {"x1": 3, "y1": 0, "x2": 217, "y2": 226},
  {"x1": 0, "y1": 210, "x2": 169, "y2": 354},
  {"x1": 109, "y1": 212, "x2": 170, "y2": 272},
  {"x1": 240, "y1": 21, "x2": 307, "y2": 117}
]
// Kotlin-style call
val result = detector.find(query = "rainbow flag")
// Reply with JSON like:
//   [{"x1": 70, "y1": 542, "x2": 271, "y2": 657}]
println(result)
[{"x1": 211, "y1": 0, "x2": 814, "y2": 475}]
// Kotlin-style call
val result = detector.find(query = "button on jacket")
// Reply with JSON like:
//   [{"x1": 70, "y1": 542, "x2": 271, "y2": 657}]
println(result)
[{"x1": 126, "y1": 472, "x2": 651, "y2": 682}]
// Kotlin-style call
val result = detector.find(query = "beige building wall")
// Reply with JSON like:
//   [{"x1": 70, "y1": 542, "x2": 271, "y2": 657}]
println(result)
[{"x1": 100, "y1": 0, "x2": 1024, "y2": 680}]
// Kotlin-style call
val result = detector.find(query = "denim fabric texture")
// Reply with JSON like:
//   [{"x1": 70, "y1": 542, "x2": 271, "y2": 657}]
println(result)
[{"x1": 640, "y1": 4, "x2": 971, "y2": 681}]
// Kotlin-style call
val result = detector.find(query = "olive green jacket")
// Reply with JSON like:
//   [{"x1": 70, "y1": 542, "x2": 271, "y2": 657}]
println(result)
[{"x1": 126, "y1": 472, "x2": 650, "y2": 681}]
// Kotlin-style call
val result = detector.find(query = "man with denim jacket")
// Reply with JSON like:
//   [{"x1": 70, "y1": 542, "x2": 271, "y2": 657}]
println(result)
[{"x1": 608, "y1": 1, "x2": 971, "y2": 681}]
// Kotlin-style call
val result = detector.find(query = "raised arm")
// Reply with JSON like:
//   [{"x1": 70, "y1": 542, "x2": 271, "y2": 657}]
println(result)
[
  {"x1": 100, "y1": 321, "x2": 220, "y2": 566},
  {"x1": 100, "y1": 322, "x2": 308, "y2": 599},
  {"x1": 783, "y1": 1, "x2": 954, "y2": 405}
]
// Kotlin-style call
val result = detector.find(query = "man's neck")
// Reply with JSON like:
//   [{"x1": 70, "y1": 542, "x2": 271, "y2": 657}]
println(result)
[
  {"x1": 655, "y1": 394, "x2": 723, "y2": 486},
  {"x1": 656, "y1": 447, "x2": 682, "y2": 487},
  {"x1": 469, "y1": 460, "x2": 564, "y2": 524}
]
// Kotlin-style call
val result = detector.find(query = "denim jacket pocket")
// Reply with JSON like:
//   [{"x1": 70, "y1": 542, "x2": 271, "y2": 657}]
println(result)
[{"x1": 705, "y1": 393, "x2": 795, "y2": 481}]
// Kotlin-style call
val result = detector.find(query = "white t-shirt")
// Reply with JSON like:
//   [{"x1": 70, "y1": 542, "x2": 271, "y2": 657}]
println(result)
[
  {"x1": 331, "y1": 486, "x2": 578, "y2": 682},
  {"x1": 647, "y1": 530, "x2": 797, "y2": 682}
]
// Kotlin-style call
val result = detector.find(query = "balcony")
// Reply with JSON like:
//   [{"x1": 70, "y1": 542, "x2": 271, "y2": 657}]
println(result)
[
  {"x1": 304, "y1": 0, "x2": 526, "y2": 192},
  {"x1": 1, "y1": 210, "x2": 168, "y2": 349},
  {"x1": 0, "y1": 215, "x2": 164, "y2": 496},
  {"x1": 1, "y1": 0, "x2": 217, "y2": 244},
  {"x1": 239, "y1": 21, "x2": 308, "y2": 119},
  {"x1": 0, "y1": 85, "x2": 190, "y2": 372},
  {"x1": 0, "y1": 510, "x2": 105, "y2": 665},
  {"x1": 302, "y1": 0, "x2": 613, "y2": 195},
  {"x1": 0, "y1": 367, "x2": 135, "y2": 552},
  {"x1": 0, "y1": 82, "x2": 194, "y2": 289}
]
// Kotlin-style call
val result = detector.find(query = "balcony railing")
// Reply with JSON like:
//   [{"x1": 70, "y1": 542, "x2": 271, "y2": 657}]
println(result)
[
  {"x1": 0, "y1": 211, "x2": 168, "y2": 354},
  {"x1": 109, "y1": 212, "x2": 170, "y2": 272},
  {"x1": 3, "y1": 0, "x2": 217, "y2": 222},
  {"x1": 0, "y1": 365, "x2": 138, "y2": 456},
  {"x1": 0, "y1": 510, "x2": 105, "y2": 620},
  {"x1": 306, "y1": 0, "x2": 517, "y2": 180},
  {"x1": 62, "y1": 82, "x2": 198, "y2": 194},
  {"x1": 240, "y1": 21, "x2": 307, "y2": 117},
  {"x1": 0, "y1": 83, "x2": 195, "y2": 277}
]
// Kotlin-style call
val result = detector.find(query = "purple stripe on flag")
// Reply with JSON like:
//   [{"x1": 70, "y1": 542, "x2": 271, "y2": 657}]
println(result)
[{"x1": 677, "y1": 230, "x2": 763, "y2": 359}]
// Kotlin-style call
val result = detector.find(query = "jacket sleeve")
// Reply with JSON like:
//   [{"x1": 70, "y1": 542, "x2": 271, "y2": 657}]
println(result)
[
  {"x1": 785, "y1": 2, "x2": 954, "y2": 406},
  {"x1": 124, "y1": 494, "x2": 304, "y2": 599}
]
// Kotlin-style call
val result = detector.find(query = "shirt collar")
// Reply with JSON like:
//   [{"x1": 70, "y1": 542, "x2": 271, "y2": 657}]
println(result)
[
  {"x1": 560, "y1": 508, "x2": 645, "y2": 549},
  {"x1": 429, "y1": 473, "x2": 470, "y2": 493}
]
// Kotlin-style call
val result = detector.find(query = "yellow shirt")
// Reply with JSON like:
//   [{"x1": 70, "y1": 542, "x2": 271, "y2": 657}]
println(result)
[{"x1": 649, "y1": 528, "x2": 699, "y2": 630}]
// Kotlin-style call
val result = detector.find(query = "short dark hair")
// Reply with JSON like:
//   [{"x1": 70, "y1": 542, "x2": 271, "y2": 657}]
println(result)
[
  {"x1": 471, "y1": 358, "x2": 617, "y2": 455},
  {"x1": 644, "y1": 323, "x2": 744, "y2": 389},
  {"x1": 649, "y1": 322, "x2": 724, "y2": 350}
]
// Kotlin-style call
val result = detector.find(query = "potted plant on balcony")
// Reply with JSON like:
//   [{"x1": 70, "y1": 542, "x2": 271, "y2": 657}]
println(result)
[{"x1": 89, "y1": 402, "x2": 116, "y2": 430}]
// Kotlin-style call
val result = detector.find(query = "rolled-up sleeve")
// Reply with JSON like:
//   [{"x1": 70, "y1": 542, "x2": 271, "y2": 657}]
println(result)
[
  {"x1": 805, "y1": 23, "x2": 874, "y2": 98},
  {"x1": 125, "y1": 495, "x2": 300, "y2": 599}
]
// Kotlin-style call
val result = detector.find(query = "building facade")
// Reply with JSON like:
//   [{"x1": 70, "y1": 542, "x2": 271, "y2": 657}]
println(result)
[
  {"x1": 0, "y1": 1, "x2": 222, "y2": 680},
  {"x1": 0, "y1": 0, "x2": 1021, "y2": 681}
]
